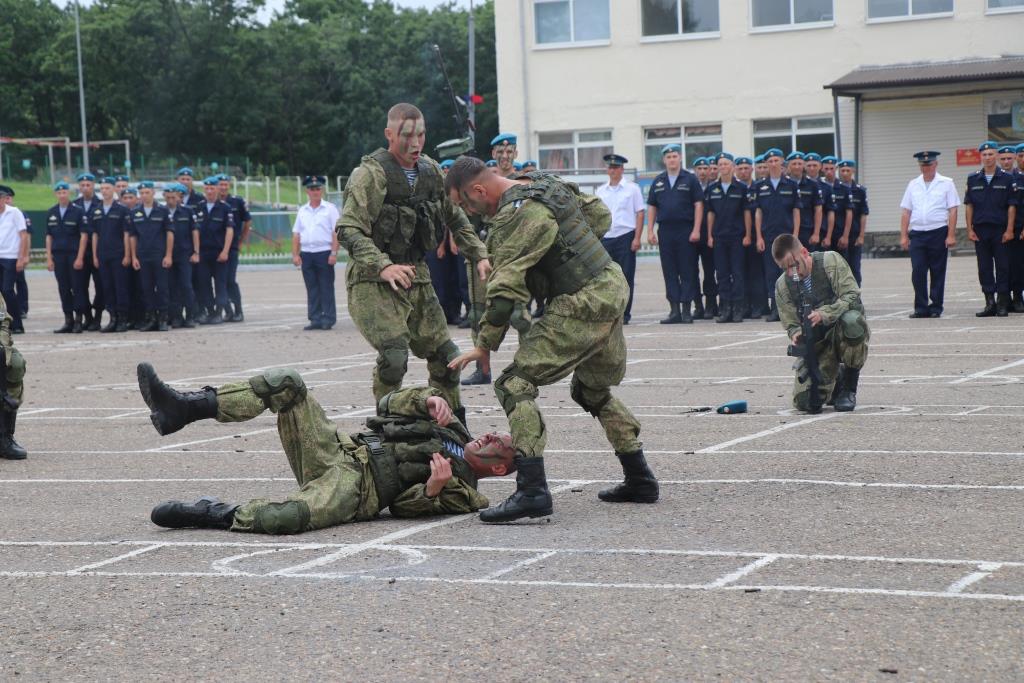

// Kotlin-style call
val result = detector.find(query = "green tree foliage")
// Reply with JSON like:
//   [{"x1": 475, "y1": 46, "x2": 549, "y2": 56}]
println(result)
[{"x1": 0, "y1": 0, "x2": 497, "y2": 175}]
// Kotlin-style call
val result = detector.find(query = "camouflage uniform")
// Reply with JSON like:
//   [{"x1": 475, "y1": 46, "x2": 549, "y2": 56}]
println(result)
[
  {"x1": 478, "y1": 175, "x2": 642, "y2": 459},
  {"x1": 465, "y1": 215, "x2": 489, "y2": 344},
  {"x1": 775, "y1": 250, "x2": 870, "y2": 411},
  {"x1": 0, "y1": 293, "x2": 25, "y2": 404},
  {"x1": 215, "y1": 372, "x2": 488, "y2": 535},
  {"x1": 337, "y1": 150, "x2": 488, "y2": 409}
]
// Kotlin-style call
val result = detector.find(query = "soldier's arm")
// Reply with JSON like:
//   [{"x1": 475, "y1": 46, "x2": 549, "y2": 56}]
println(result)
[
  {"x1": 377, "y1": 386, "x2": 440, "y2": 419},
  {"x1": 579, "y1": 193, "x2": 612, "y2": 239},
  {"x1": 445, "y1": 202, "x2": 488, "y2": 262},
  {"x1": 335, "y1": 164, "x2": 393, "y2": 273},
  {"x1": 775, "y1": 278, "x2": 800, "y2": 340},
  {"x1": 389, "y1": 478, "x2": 489, "y2": 518},
  {"x1": 818, "y1": 252, "x2": 861, "y2": 324}
]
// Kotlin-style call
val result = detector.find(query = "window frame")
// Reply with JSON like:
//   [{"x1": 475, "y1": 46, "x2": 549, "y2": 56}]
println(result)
[
  {"x1": 538, "y1": 129, "x2": 614, "y2": 171},
  {"x1": 638, "y1": 0, "x2": 722, "y2": 44},
  {"x1": 642, "y1": 123, "x2": 723, "y2": 171},
  {"x1": 864, "y1": 0, "x2": 955, "y2": 24},
  {"x1": 986, "y1": 0, "x2": 1024, "y2": 15},
  {"x1": 533, "y1": 0, "x2": 612, "y2": 50},
  {"x1": 748, "y1": 0, "x2": 835, "y2": 34},
  {"x1": 752, "y1": 115, "x2": 836, "y2": 157}
]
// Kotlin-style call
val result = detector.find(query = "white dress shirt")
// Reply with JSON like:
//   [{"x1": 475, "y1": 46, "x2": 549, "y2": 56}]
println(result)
[
  {"x1": 0, "y1": 205, "x2": 28, "y2": 260},
  {"x1": 595, "y1": 180, "x2": 645, "y2": 240},
  {"x1": 899, "y1": 173, "x2": 960, "y2": 232},
  {"x1": 292, "y1": 200, "x2": 340, "y2": 252}
]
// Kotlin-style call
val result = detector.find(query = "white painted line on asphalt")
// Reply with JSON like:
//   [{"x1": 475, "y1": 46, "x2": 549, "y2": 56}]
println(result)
[
  {"x1": 719, "y1": 448, "x2": 1024, "y2": 457},
  {"x1": 697, "y1": 414, "x2": 841, "y2": 453},
  {"x1": 484, "y1": 550, "x2": 559, "y2": 580},
  {"x1": 66, "y1": 544, "x2": 165, "y2": 574},
  {"x1": 705, "y1": 334, "x2": 788, "y2": 351},
  {"x1": 705, "y1": 555, "x2": 779, "y2": 588},
  {"x1": 953, "y1": 406, "x2": 990, "y2": 416},
  {"x1": 949, "y1": 357, "x2": 1024, "y2": 385},
  {"x1": 945, "y1": 562, "x2": 1002, "y2": 594}
]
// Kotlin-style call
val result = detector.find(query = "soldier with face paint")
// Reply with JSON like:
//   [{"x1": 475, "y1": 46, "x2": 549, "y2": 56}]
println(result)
[{"x1": 490, "y1": 133, "x2": 519, "y2": 178}]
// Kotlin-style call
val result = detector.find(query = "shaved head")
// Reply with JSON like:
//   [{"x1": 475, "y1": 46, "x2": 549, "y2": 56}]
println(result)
[
  {"x1": 384, "y1": 103, "x2": 426, "y2": 169},
  {"x1": 387, "y1": 103, "x2": 423, "y2": 128}
]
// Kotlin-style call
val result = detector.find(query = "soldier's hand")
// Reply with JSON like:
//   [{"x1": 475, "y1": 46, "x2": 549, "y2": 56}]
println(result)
[
  {"x1": 190, "y1": 254, "x2": 200, "y2": 264},
  {"x1": 133, "y1": 258, "x2": 141, "y2": 271},
  {"x1": 46, "y1": 258, "x2": 55, "y2": 272},
  {"x1": 328, "y1": 253, "x2": 337, "y2": 266},
  {"x1": 688, "y1": 230, "x2": 700, "y2": 244},
  {"x1": 855, "y1": 235, "x2": 864, "y2": 247},
  {"x1": 647, "y1": 230, "x2": 659, "y2": 246},
  {"x1": 757, "y1": 238, "x2": 765, "y2": 253},
  {"x1": 162, "y1": 256, "x2": 172, "y2": 269},
  {"x1": 1003, "y1": 230, "x2": 1014, "y2": 244},
  {"x1": 838, "y1": 236, "x2": 849, "y2": 250},
  {"x1": 707, "y1": 237, "x2": 714, "y2": 249},
  {"x1": 900, "y1": 235, "x2": 910, "y2": 251},
  {"x1": 426, "y1": 396, "x2": 453, "y2": 427},
  {"x1": 73, "y1": 257, "x2": 84, "y2": 270},
  {"x1": 946, "y1": 235, "x2": 958, "y2": 248},
  {"x1": 476, "y1": 259, "x2": 492, "y2": 282},
  {"x1": 742, "y1": 235, "x2": 751, "y2": 247},
  {"x1": 292, "y1": 254, "x2": 302, "y2": 267},
  {"x1": 381, "y1": 264, "x2": 416, "y2": 291},
  {"x1": 448, "y1": 346, "x2": 486, "y2": 374},
  {"x1": 808, "y1": 310, "x2": 823, "y2": 327},
  {"x1": 217, "y1": 251, "x2": 229, "y2": 263},
  {"x1": 436, "y1": 243, "x2": 447, "y2": 259},
  {"x1": 425, "y1": 453, "x2": 453, "y2": 498},
  {"x1": 810, "y1": 233, "x2": 820, "y2": 246},
  {"x1": 122, "y1": 256, "x2": 131, "y2": 268},
  {"x1": 967, "y1": 229, "x2": 978, "y2": 242},
  {"x1": 630, "y1": 237, "x2": 641, "y2": 252}
]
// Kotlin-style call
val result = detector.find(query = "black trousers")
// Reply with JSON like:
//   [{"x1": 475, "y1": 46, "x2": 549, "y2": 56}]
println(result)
[
  {"x1": 974, "y1": 223, "x2": 1009, "y2": 294},
  {"x1": 602, "y1": 232, "x2": 637, "y2": 322},
  {"x1": 52, "y1": 251, "x2": 87, "y2": 315},
  {"x1": 908, "y1": 229, "x2": 948, "y2": 315},
  {"x1": 300, "y1": 250, "x2": 337, "y2": 327}
]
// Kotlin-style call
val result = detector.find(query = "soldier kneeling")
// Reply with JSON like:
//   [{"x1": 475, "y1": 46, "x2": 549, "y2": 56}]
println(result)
[
  {"x1": 138, "y1": 363, "x2": 515, "y2": 534},
  {"x1": 771, "y1": 234, "x2": 870, "y2": 413}
]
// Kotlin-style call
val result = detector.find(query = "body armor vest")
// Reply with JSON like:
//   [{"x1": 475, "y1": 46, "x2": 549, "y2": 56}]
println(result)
[
  {"x1": 355, "y1": 413, "x2": 477, "y2": 510},
  {"x1": 784, "y1": 251, "x2": 865, "y2": 313},
  {"x1": 497, "y1": 173, "x2": 611, "y2": 297},
  {"x1": 369, "y1": 149, "x2": 445, "y2": 264}
]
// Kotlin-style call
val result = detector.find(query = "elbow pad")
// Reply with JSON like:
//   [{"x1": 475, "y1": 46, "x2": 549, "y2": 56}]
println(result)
[{"x1": 485, "y1": 297, "x2": 515, "y2": 327}]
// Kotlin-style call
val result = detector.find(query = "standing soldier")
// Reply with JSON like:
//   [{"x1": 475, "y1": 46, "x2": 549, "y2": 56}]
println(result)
[
  {"x1": 194, "y1": 177, "x2": 235, "y2": 324},
  {"x1": 705, "y1": 153, "x2": 750, "y2": 323},
  {"x1": 735, "y1": 157, "x2": 763, "y2": 318},
  {"x1": 90, "y1": 177, "x2": 133, "y2": 332},
  {"x1": 217, "y1": 175, "x2": 250, "y2": 322},
  {"x1": 804, "y1": 153, "x2": 835, "y2": 252},
  {"x1": 291, "y1": 175, "x2": 340, "y2": 331},
  {"x1": 965, "y1": 141, "x2": 1018, "y2": 317},
  {"x1": 821, "y1": 156, "x2": 838, "y2": 186},
  {"x1": 491, "y1": 133, "x2": 519, "y2": 178},
  {"x1": 164, "y1": 184, "x2": 200, "y2": 328},
  {"x1": 128, "y1": 181, "x2": 173, "y2": 332},
  {"x1": 788, "y1": 152, "x2": 824, "y2": 252},
  {"x1": 595, "y1": 153, "x2": 645, "y2": 325},
  {"x1": 114, "y1": 175, "x2": 130, "y2": 196},
  {"x1": 835, "y1": 160, "x2": 869, "y2": 286},
  {"x1": 646, "y1": 144, "x2": 703, "y2": 324},
  {"x1": 73, "y1": 172, "x2": 104, "y2": 330},
  {"x1": 754, "y1": 154, "x2": 769, "y2": 181},
  {"x1": 45, "y1": 181, "x2": 88, "y2": 333},
  {"x1": 0, "y1": 187, "x2": 28, "y2": 335},
  {"x1": 898, "y1": 152, "x2": 959, "y2": 319},
  {"x1": 335, "y1": 103, "x2": 489, "y2": 425},
  {"x1": 1011, "y1": 145, "x2": 1024, "y2": 312},
  {"x1": 752, "y1": 148, "x2": 801, "y2": 321},
  {"x1": 0, "y1": 275, "x2": 27, "y2": 459},
  {"x1": 691, "y1": 157, "x2": 716, "y2": 318},
  {"x1": 176, "y1": 167, "x2": 204, "y2": 207},
  {"x1": 13, "y1": 214, "x2": 30, "y2": 325}
]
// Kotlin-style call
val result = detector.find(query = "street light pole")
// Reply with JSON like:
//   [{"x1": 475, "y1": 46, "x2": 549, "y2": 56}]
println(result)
[
  {"x1": 467, "y1": 0, "x2": 475, "y2": 129},
  {"x1": 74, "y1": 1, "x2": 90, "y2": 172}
]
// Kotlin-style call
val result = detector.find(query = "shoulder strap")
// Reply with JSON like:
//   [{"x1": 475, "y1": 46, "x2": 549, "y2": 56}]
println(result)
[{"x1": 370, "y1": 148, "x2": 413, "y2": 205}]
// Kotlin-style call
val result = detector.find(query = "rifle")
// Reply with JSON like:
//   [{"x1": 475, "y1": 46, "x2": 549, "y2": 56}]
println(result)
[
  {"x1": 432, "y1": 44, "x2": 475, "y2": 159},
  {"x1": 786, "y1": 272, "x2": 824, "y2": 414}
]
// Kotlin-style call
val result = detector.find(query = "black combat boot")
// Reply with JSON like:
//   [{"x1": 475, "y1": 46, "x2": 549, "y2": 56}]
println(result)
[
  {"x1": 461, "y1": 363, "x2": 491, "y2": 385},
  {"x1": 996, "y1": 293, "x2": 1010, "y2": 317},
  {"x1": 157, "y1": 313, "x2": 169, "y2": 331},
  {"x1": 87, "y1": 309, "x2": 101, "y2": 332},
  {"x1": 715, "y1": 302, "x2": 731, "y2": 323},
  {"x1": 205, "y1": 307, "x2": 224, "y2": 325},
  {"x1": 976, "y1": 293, "x2": 997, "y2": 317},
  {"x1": 827, "y1": 365, "x2": 845, "y2": 407},
  {"x1": 100, "y1": 312, "x2": 118, "y2": 333},
  {"x1": 54, "y1": 314, "x2": 74, "y2": 334},
  {"x1": 765, "y1": 299, "x2": 780, "y2": 322},
  {"x1": 137, "y1": 362, "x2": 218, "y2": 435},
  {"x1": 138, "y1": 312, "x2": 157, "y2": 332},
  {"x1": 229, "y1": 304, "x2": 244, "y2": 323},
  {"x1": 181, "y1": 309, "x2": 196, "y2": 329},
  {"x1": 704, "y1": 295, "x2": 717, "y2": 320},
  {"x1": 598, "y1": 451, "x2": 659, "y2": 503},
  {"x1": 169, "y1": 311, "x2": 184, "y2": 329},
  {"x1": 1013, "y1": 292, "x2": 1024, "y2": 313},
  {"x1": 0, "y1": 411, "x2": 27, "y2": 460},
  {"x1": 72, "y1": 312, "x2": 84, "y2": 333},
  {"x1": 834, "y1": 368, "x2": 860, "y2": 412},
  {"x1": 731, "y1": 300, "x2": 745, "y2": 323},
  {"x1": 692, "y1": 297, "x2": 705, "y2": 320},
  {"x1": 680, "y1": 300, "x2": 693, "y2": 324},
  {"x1": 151, "y1": 496, "x2": 238, "y2": 529},
  {"x1": 479, "y1": 456, "x2": 553, "y2": 523},
  {"x1": 83, "y1": 309, "x2": 94, "y2": 331},
  {"x1": 115, "y1": 314, "x2": 129, "y2": 333},
  {"x1": 659, "y1": 302, "x2": 681, "y2": 325}
]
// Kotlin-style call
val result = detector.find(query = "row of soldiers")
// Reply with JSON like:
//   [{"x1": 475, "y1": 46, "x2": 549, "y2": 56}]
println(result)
[{"x1": 43, "y1": 170, "x2": 250, "y2": 332}]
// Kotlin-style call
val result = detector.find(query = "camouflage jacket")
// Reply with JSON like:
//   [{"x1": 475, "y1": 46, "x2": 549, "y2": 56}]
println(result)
[{"x1": 775, "y1": 250, "x2": 863, "y2": 341}]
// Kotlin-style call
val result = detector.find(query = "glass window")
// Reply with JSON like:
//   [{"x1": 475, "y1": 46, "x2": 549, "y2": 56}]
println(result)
[
  {"x1": 644, "y1": 126, "x2": 682, "y2": 170},
  {"x1": 641, "y1": 0, "x2": 720, "y2": 37},
  {"x1": 868, "y1": 0, "x2": 952, "y2": 19},
  {"x1": 752, "y1": 0, "x2": 832, "y2": 27},
  {"x1": 535, "y1": 0, "x2": 610, "y2": 45},
  {"x1": 642, "y1": 124, "x2": 721, "y2": 171},
  {"x1": 538, "y1": 130, "x2": 614, "y2": 171},
  {"x1": 753, "y1": 116, "x2": 835, "y2": 157},
  {"x1": 989, "y1": 0, "x2": 1024, "y2": 9},
  {"x1": 986, "y1": 97, "x2": 1024, "y2": 143}
]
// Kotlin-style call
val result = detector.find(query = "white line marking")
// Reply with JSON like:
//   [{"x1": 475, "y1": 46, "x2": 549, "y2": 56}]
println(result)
[
  {"x1": 66, "y1": 544, "x2": 165, "y2": 573},
  {"x1": 949, "y1": 358, "x2": 1024, "y2": 385},
  {"x1": 945, "y1": 562, "x2": 1002, "y2": 594},
  {"x1": 705, "y1": 555, "x2": 778, "y2": 588},
  {"x1": 697, "y1": 414, "x2": 840, "y2": 453},
  {"x1": 484, "y1": 550, "x2": 559, "y2": 580}
]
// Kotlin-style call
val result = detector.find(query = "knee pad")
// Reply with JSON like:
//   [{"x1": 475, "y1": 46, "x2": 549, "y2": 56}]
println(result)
[
  {"x1": 570, "y1": 377, "x2": 611, "y2": 418},
  {"x1": 426, "y1": 340, "x2": 460, "y2": 386},
  {"x1": 252, "y1": 500, "x2": 311, "y2": 535},
  {"x1": 377, "y1": 340, "x2": 409, "y2": 386},
  {"x1": 494, "y1": 369, "x2": 538, "y2": 416},
  {"x1": 839, "y1": 310, "x2": 867, "y2": 344},
  {"x1": 6, "y1": 348, "x2": 25, "y2": 385},
  {"x1": 249, "y1": 368, "x2": 307, "y2": 412}
]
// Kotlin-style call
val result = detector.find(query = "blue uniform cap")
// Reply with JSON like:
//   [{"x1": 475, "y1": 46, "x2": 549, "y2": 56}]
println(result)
[
  {"x1": 490, "y1": 133, "x2": 517, "y2": 147},
  {"x1": 100, "y1": 177, "x2": 116, "y2": 185},
  {"x1": 998, "y1": 145, "x2": 1016, "y2": 154},
  {"x1": 202, "y1": 176, "x2": 221, "y2": 186},
  {"x1": 217, "y1": 174, "x2": 230, "y2": 182},
  {"x1": 137, "y1": 180, "x2": 155, "y2": 189},
  {"x1": 439, "y1": 160, "x2": 454, "y2": 170},
  {"x1": 661, "y1": 144, "x2": 682, "y2": 156},
  {"x1": 1017, "y1": 143, "x2": 1024, "y2": 153},
  {"x1": 603, "y1": 153, "x2": 628, "y2": 167},
  {"x1": 176, "y1": 167, "x2": 194, "y2": 177},
  {"x1": 804, "y1": 152, "x2": 822, "y2": 162},
  {"x1": 734, "y1": 157, "x2": 753, "y2": 166},
  {"x1": 717, "y1": 400, "x2": 748, "y2": 415},
  {"x1": 763, "y1": 148, "x2": 784, "y2": 160},
  {"x1": 0, "y1": 185, "x2": 14, "y2": 198},
  {"x1": 164, "y1": 183, "x2": 185, "y2": 194},
  {"x1": 485, "y1": 160, "x2": 498, "y2": 167},
  {"x1": 837, "y1": 159, "x2": 856, "y2": 169},
  {"x1": 820, "y1": 155, "x2": 838, "y2": 164},
  {"x1": 513, "y1": 161, "x2": 524, "y2": 170},
  {"x1": 913, "y1": 151, "x2": 940, "y2": 164},
  {"x1": 523, "y1": 160, "x2": 538, "y2": 167},
  {"x1": 114, "y1": 174, "x2": 130, "y2": 182},
  {"x1": 693, "y1": 157, "x2": 709, "y2": 168},
  {"x1": 754, "y1": 154, "x2": 765, "y2": 164},
  {"x1": 53, "y1": 181, "x2": 71, "y2": 191},
  {"x1": 715, "y1": 152, "x2": 734, "y2": 163},
  {"x1": 785, "y1": 151, "x2": 805, "y2": 162},
  {"x1": 302, "y1": 175, "x2": 326, "y2": 187},
  {"x1": 76, "y1": 172, "x2": 96, "y2": 182},
  {"x1": 978, "y1": 140, "x2": 999, "y2": 152},
  {"x1": 121, "y1": 187, "x2": 138, "y2": 197}
]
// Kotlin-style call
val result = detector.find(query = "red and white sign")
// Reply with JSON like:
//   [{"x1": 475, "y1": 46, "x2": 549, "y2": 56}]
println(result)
[{"x1": 956, "y1": 148, "x2": 981, "y2": 166}]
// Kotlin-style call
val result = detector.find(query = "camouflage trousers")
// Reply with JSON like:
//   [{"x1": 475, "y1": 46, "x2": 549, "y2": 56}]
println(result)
[
  {"x1": 348, "y1": 281, "x2": 461, "y2": 409},
  {"x1": 465, "y1": 259, "x2": 487, "y2": 346},
  {"x1": 495, "y1": 312, "x2": 642, "y2": 458},
  {"x1": 3, "y1": 345, "x2": 25, "y2": 404},
  {"x1": 792, "y1": 310, "x2": 870, "y2": 412},
  {"x1": 216, "y1": 370, "x2": 379, "y2": 534}
]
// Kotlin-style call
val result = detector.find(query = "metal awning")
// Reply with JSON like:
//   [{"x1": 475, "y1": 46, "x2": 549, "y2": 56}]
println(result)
[{"x1": 826, "y1": 55, "x2": 1024, "y2": 96}]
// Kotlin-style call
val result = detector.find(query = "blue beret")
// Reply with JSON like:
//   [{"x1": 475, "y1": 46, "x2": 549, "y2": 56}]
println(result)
[
  {"x1": 913, "y1": 151, "x2": 940, "y2": 164},
  {"x1": 485, "y1": 160, "x2": 498, "y2": 167},
  {"x1": 303, "y1": 175, "x2": 326, "y2": 187},
  {"x1": 978, "y1": 141, "x2": 999, "y2": 152},
  {"x1": 763, "y1": 148, "x2": 784, "y2": 160},
  {"x1": 714, "y1": 152, "x2": 734, "y2": 163},
  {"x1": 76, "y1": 172, "x2": 96, "y2": 182},
  {"x1": 754, "y1": 154, "x2": 765, "y2": 164},
  {"x1": 490, "y1": 133, "x2": 517, "y2": 147},
  {"x1": 837, "y1": 159, "x2": 857, "y2": 168},
  {"x1": 998, "y1": 145, "x2": 1016, "y2": 154},
  {"x1": 661, "y1": 144, "x2": 682, "y2": 155},
  {"x1": 115, "y1": 174, "x2": 130, "y2": 182},
  {"x1": 785, "y1": 151, "x2": 805, "y2": 161},
  {"x1": 120, "y1": 187, "x2": 138, "y2": 196},
  {"x1": 137, "y1": 180, "x2": 155, "y2": 189},
  {"x1": 439, "y1": 160, "x2": 454, "y2": 170},
  {"x1": 603, "y1": 153, "x2": 628, "y2": 167},
  {"x1": 734, "y1": 157, "x2": 753, "y2": 166},
  {"x1": 217, "y1": 174, "x2": 230, "y2": 182},
  {"x1": 804, "y1": 152, "x2": 822, "y2": 162},
  {"x1": 513, "y1": 161, "x2": 524, "y2": 170},
  {"x1": 100, "y1": 177, "x2": 116, "y2": 185},
  {"x1": 202, "y1": 176, "x2": 220, "y2": 186},
  {"x1": 693, "y1": 157, "x2": 709, "y2": 167},
  {"x1": 53, "y1": 181, "x2": 70, "y2": 191},
  {"x1": 821, "y1": 155, "x2": 838, "y2": 164},
  {"x1": 1017, "y1": 143, "x2": 1024, "y2": 153},
  {"x1": 163, "y1": 183, "x2": 184, "y2": 194},
  {"x1": 176, "y1": 167, "x2": 194, "y2": 177},
  {"x1": 522, "y1": 160, "x2": 538, "y2": 167},
  {"x1": 0, "y1": 185, "x2": 15, "y2": 198}
]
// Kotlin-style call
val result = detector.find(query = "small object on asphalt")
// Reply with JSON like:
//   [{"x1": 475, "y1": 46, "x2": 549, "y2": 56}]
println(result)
[
  {"x1": 388, "y1": 578, "x2": 396, "y2": 584},
  {"x1": 571, "y1": 487, "x2": 584, "y2": 493},
  {"x1": 717, "y1": 400, "x2": 748, "y2": 414},
  {"x1": 744, "y1": 588, "x2": 761, "y2": 593},
  {"x1": 684, "y1": 407, "x2": 712, "y2": 414},
  {"x1": 879, "y1": 669, "x2": 898, "y2": 675}
]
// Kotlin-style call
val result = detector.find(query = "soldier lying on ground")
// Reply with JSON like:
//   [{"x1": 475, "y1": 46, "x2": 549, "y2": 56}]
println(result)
[{"x1": 138, "y1": 363, "x2": 515, "y2": 534}]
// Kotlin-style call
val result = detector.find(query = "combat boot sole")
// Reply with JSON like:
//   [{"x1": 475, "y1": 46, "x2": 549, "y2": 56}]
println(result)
[
  {"x1": 479, "y1": 493, "x2": 553, "y2": 523},
  {"x1": 598, "y1": 481, "x2": 659, "y2": 503}
]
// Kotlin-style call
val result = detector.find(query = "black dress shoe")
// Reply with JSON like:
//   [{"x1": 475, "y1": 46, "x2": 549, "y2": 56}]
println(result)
[
  {"x1": 908, "y1": 311, "x2": 930, "y2": 319},
  {"x1": 303, "y1": 322, "x2": 322, "y2": 331}
]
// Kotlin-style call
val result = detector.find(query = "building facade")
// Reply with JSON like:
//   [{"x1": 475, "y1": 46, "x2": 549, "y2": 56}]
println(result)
[{"x1": 495, "y1": 0, "x2": 1024, "y2": 231}]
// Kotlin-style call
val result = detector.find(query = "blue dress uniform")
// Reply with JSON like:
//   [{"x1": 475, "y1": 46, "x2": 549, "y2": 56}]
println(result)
[
  {"x1": 834, "y1": 161, "x2": 869, "y2": 286},
  {"x1": 90, "y1": 188, "x2": 133, "y2": 332},
  {"x1": 738, "y1": 156, "x2": 766, "y2": 318},
  {"x1": 14, "y1": 216, "x2": 30, "y2": 319},
  {"x1": 965, "y1": 142, "x2": 1019, "y2": 316},
  {"x1": 704, "y1": 160, "x2": 749, "y2": 324},
  {"x1": 222, "y1": 188, "x2": 251, "y2": 322},
  {"x1": 128, "y1": 194, "x2": 172, "y2": 331},
  {"x1": 176, "y1": 168, "x2": 205, "y2": 208},
  {"x1": 46, "y1": 188, "x2": 89, "y2": 332},
  {"x1": 72, "y1": 175, "x2": 104, "y2": 330},
  {"x1": 1005, "y1": 146, "x2": 1024, "y2": 312},
  {"x1": 790, "y1": 154, "x2": 824, "y2": 252},
  {"x1": 194, "y1": 186, "x2": 235, "y2": 324},
  {"x1": 166, "y1": 190, "x2": 199, "y2": 328},
  {"x1": 693, "y1": 158, "x2": 718, "y2": 319},
  {"x1": 750, "y1": 150, "x2": 801, "y2": 320},
  {"x1": 647, "y1": 144, "x2": 704, "y2": 324}
]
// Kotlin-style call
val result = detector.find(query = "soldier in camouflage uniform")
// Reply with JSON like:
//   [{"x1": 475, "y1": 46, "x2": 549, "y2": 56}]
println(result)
[
  {"x1": 444, "y1": 156, "x2": 658, "y2": 523},
  {"x1": 0, "y1": 288, "x2": 26, "y2": 460},
  {"x1": 461, "y1": 212, "x2": 492, "y2": 385},
  {"x1": 138, "y1": 363, "x2": 516, "y2": 534},
  {"x1": 772, "y1": 234, "x2": 870, "y2": 413},
  {"x1": 336, "y1": 104, "x2": 490, "y2": 424}
]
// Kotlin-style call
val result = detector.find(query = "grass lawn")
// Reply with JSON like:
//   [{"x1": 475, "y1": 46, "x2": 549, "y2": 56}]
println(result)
[{"x1": 5, "y1": 181, "x2": 59, "y2": 211}]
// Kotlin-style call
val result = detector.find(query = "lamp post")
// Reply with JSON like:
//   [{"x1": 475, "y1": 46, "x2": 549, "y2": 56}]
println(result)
[{"x1": 74, "y1": 1, "x2": 90, "y2": 172}]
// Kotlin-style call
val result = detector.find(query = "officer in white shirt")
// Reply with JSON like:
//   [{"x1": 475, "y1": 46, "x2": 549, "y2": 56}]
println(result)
[
  {"x1": 292, "y1": 175, "x2": 340, "y2": 330},
  {"x1": 899, "y1": 151, "x2": 960, "y2": 318},
  {"x1": 0, "y1": 185, "x2": 29, "y2": 333},
  {"x1": 595, "y1": 153, "x2": 645, "y2": 324}
]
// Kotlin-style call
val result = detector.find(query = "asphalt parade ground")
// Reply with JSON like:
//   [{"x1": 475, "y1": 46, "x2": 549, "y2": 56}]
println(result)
[{"x1": 2, "y1": 256, "x2": 1023, "y2": 680}]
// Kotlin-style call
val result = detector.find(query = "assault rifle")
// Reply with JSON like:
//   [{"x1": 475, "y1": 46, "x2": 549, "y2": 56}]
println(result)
[
  {"x1": 786, "y1": 271, "x2": 824, "y2": 414},
  {"x1": 432, "y1": 44, "x2": 475, "y2": 159}
]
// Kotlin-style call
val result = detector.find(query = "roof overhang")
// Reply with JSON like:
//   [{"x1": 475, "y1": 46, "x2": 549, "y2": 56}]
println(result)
[{"x1": 826, "y1": 55, "x2": 1024, "y2": 99}]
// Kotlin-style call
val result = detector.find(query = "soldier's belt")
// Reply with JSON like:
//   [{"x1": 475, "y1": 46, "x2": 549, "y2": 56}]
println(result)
[{"x1": 362, "y1": 434, "x2": 401, "y2": 510}]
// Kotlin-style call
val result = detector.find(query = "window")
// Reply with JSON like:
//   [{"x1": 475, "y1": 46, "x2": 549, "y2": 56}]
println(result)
[
  {"x1": 641, "y1": 0, "x2": 720, "y2": 38},
  {"x1": 986, "y1": 97, "x2": 1024, "y2": 143},
  {"x1": 643, "y1": 124, "x2": 722, "y2": 171},
  {"x1": 988, "y1": 0, "x2": 1024, "y2": 12},
  {"x1": 867, "y1": 0, "x2": 953, "y2": 21},
  {"x1": 751, "y1": 0, "x2": 833, "y2": 28},
  {"x1": 538, "y1": 130, "x2": 613, "y2": 170},
  {"x1": 534, "y1": 0, "x2": 610, "y2": 46},
  {"x1": 753, "y1": 116, "x2": 835, "y2": 157}
]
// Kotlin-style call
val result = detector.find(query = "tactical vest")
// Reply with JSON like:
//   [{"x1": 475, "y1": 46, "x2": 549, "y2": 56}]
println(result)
[
  {"x1": 355, "y1": 414, "x2": 477, "y2": 510},
  {"x1": 497, "y1": 173, "x2": 611, "y2": 297},
  {"x1": 784, "y1": 251, "x2": 865, "y2": 313},
  {"x1": 369, "y1": 148, "x2": 446, "y2": 264}
]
